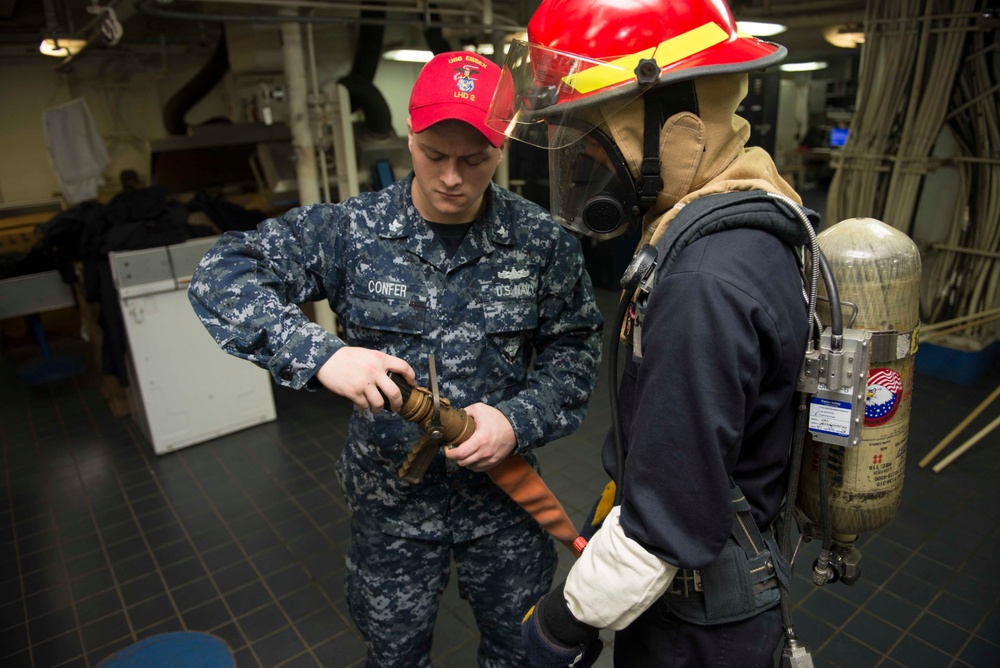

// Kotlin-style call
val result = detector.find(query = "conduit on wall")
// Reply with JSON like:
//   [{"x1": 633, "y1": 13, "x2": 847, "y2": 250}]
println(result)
[{"x1": 826, "y1": 0, "x2": 999, "y2": 345}]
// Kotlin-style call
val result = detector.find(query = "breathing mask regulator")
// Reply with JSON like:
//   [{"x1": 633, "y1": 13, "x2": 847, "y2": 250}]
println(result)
[
  {"x1": 615, "y1": 202, "x2": 920, "y2": 668},
  {"x1": 551, "y1": 76, "x2": 698, "y2": 240}
]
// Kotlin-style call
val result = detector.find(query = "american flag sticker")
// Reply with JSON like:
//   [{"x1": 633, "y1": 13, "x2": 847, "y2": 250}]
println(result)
[{"x1": 865, "y1": 368, "x2": 902, "y2": 427}]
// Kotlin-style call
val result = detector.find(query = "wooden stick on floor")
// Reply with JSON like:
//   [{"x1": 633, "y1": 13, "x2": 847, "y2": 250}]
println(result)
[
  {"x1": 932, "y1": 413, "x2": 1000, "y2": 473},
  {"x1": 918, "y1": 384, "x2": 1000, "y2": 468}
]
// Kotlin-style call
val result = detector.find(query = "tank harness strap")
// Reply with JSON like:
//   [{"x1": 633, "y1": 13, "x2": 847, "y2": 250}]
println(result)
[{"x1": 629, "y1": 191, "x2": 819, "y2": 363}]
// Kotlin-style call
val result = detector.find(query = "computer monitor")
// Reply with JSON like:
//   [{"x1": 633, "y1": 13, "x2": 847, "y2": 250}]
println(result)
[{"x1": 829, "y1": 127, "x2": 849, "y2": 148}]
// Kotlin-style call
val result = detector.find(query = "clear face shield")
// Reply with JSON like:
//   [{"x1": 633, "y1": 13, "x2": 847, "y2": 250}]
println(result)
[
  {"x1": 486, "y1": 40, "x2": 648, "y2": 239},
  {"x1": 485, "y1": 39, "x2": 648, "y2": 150}
]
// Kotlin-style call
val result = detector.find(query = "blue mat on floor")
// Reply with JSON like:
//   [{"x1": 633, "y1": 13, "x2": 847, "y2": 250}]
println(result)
[{"x1": 96, "y1": 632, "x2": 234, "y2": 668}]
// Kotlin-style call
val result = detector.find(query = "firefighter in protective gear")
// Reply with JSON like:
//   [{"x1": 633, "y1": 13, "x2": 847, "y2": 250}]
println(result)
[{"x1": 487, "y1": 1, "x2": 815, "y2": 666}]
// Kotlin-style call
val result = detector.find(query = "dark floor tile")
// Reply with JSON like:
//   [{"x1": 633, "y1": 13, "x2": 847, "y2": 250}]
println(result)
[
  {"x1": 190, "y1": 525, "x2": 233, "y2": 553},
  {"x1": 295, "y1": 608, "x2": 349, "y2": 646},
  {"x1": 814, "y1": 632, "x2": 885, "y2": 667},
  {"x1": 911, "y1": 611, "x2": 971, "y2": 657},
  {"x1": 64, "y1": 550, "x2": 108, "y2": 580},
  {"x1": 212, "y1": 560, "x2": 258, "y2": 594},
  {"x1": 883, "y1": 571, "x2": 938, "y2": 609},
  {"x1": 265, "y1": 565, "x2": 313, "y2": 599},
  {"x1": 119, "y1": 572, "x2": 166, "y2": 608},
  {"x1": 888, "y1": 633, "x2": 955, "y2": 667},
  {"x1": 21, "y1": 565, "x2": 66, "y2": 597},
  {"x1": 74, "y1": 588, "x2": 123, "y2": 626},
  {"x1": 786, "y1": 608, "x2": 836, "y2": 656},
  {"x1": 152, "y1": 538, "x2": 197, "y2": 567},
  {"x1": 960, "y1": 635, "x2": 1000, "y2": 668},
  {"x1": 203, "y1": 541, "x2": 246, "y2": 573},
  {"x1": 99, "y1": 519, "x2": 143, "y2": 547},
  {"x1": 233, "y1": 645, "x2": 261, "y2": 668},
  {"x1": 252, "y1": 626, "x2": 307, "y2": 667},
  {"x1": 144, "y1": 522, "x2": 187, "y2": 550},
  {"x1": 70, "y1": 567, "x2": 116, "y2": 601},
  {"x1": 161, "y1": 556, "x2": 208, "y2": 590},
  {"x1": 0, "y1": 622, "x2": 29, "y2": 658},
  {"x1": 312, "y1": 630, "x2": 367, "y2": 668},
  {"x1": 866, "y1": 591, "x2": 920, "y2": 629},
  {"x1": 279, "y1": 585, "x2": 329, "y2": 622},
  {"x1": 279, "y1": 651, "x2": 321, "y2": 668},
  {"x1": 239, "y1": 527, "x2": 282, "y2": 555},
  {"x1": 171, "y1": 577, "x2": 219, "y2": 612},
  {"x1": 134, "y1": 616, "x2": 184, "y2": 641},
  {"x1": 31, "y1": 629, "x2": 84, "y2": 667},
  {"x1": 975, "y1": 610, "x2": 1000, "y2": 644},
  {"x1": 127, "y1": 593, "x2": 178, "y2": 631},
  {"x1": 112, "y1": 552, "x2": 157, "y2": 584},
  {"x1": 250, "y1": 545, "x2": 296, "y2": 576},
  {"x1": 28, "y1": 606, "x2": 78, "y2": 644},
  {"x1": 0, "y1": 649, "x2": 31, "y2": 668},
  {"x1": 183, "y1": 598, "x2": 232, "y2": 633},
  {"x1": 210, "y1": 620, "x2": 248, "y2": 653},
  {"x1": 104, "y1": 536, "x2": 148, "y2": 563},
  {"x1": 238, "y1": 603, "x2": 289, "y2": 642},
  {"x1": 225, "y1": 581, "x2": 273, "y2": 618},
  {"x1": 799, "y1": 588, "x2": 862, "y2": 628},
  {"x1": 78, "y1": 611, "x2": 130, "y2": 655}
]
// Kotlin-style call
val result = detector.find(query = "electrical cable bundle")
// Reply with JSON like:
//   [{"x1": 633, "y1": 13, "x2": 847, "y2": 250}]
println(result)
[
  {"x1": 926, "y1": 20, "x2": 1000, "y2": 335},
  {"x1": 827, "y1": 0, "x2": 999, "y2": 344}
]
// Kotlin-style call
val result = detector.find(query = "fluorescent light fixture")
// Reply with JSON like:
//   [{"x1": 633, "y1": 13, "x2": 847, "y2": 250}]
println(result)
[
  {"x1": 462, "y1": 43, "x2": 514, "y2": 57},
  {"x1": 382, "y1": 49, "x2": 434, "y2": 63},
  {"x1": 737, "y1": 21, "x2": 787, "y2": 37},
  {"x1": 823, "y1": 24, "x2": 865, "y2": 48},
  {"x1": 780, "y1": 61, "x2": 829, "y2": 72},
  {"x1": 39, "y1": 37, "x2": 88, "y2": 57}
]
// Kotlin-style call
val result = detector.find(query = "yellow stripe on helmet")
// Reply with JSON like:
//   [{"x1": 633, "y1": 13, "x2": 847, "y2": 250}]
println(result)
[{"x1": 563, "y1": 22, "x2": 730, "y2": 94}]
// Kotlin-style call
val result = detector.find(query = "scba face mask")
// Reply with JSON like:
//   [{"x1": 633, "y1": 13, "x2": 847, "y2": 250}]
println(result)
[{"x1": 548, "y1": 126, "x2": 641, "y2": 240}]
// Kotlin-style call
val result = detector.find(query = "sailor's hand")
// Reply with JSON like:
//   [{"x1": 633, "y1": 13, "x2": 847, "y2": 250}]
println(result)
[
  {"x1": 315, "y1": 347, "x2": 414, "y2": 413},
  {"x1": 444, "y1": 402, "x2": 515, "y2": 471}
]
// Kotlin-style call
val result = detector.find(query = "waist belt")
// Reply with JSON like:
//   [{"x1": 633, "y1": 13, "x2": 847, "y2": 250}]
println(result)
[
  {"x1": 665, "y1": 567, "x2": 779, "y2": 599},
  {"x1": 658, "y1": 480, "x2": 789, "y2": 625}
]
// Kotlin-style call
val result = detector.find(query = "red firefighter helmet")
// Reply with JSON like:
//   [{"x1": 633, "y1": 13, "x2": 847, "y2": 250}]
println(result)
[{"x1": 486, "y1": 0, "x2": 786, "y2": 147}]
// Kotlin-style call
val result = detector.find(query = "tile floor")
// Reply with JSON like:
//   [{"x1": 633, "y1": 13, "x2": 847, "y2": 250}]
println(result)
[{"x1": 2, "y1": 286, "x2": 999, "y2": 668}]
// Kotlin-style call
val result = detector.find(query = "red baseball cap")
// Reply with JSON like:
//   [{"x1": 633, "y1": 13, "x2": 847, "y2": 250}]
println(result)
[{"x1": 408, "y1": 51, "x2": 505, "y2": 148}]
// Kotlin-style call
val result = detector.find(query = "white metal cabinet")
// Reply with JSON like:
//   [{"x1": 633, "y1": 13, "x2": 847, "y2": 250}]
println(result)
[{"x1": 110, "y1": 237, "x2": 276, "y2": 455}]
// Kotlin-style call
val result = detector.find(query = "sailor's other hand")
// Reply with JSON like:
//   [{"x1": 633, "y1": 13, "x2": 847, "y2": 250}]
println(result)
[
  {"x1": 315, "y1": 347, "x2": 414, "y2": 413},
  {"x1": 521, "y1": 582, "x2": 602, "y2": 668},
  {"x1": 444, "y1": 402, "x2": 515, "y2": 472}
]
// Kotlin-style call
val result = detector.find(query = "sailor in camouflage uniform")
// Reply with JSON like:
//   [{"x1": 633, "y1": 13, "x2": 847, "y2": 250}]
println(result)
[{"x1": 188, "y1": 51, "x2": 603, "y2": 668}]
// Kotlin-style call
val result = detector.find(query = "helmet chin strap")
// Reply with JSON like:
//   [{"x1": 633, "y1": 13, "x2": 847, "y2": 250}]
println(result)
[{"x1": 637, "y1": 79, "x2": 700, "y2": 216}]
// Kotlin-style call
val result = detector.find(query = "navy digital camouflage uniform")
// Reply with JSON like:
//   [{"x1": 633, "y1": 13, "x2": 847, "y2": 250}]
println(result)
[{"x1": 188, "y1": 173, "x2": 603, "y2": 667}]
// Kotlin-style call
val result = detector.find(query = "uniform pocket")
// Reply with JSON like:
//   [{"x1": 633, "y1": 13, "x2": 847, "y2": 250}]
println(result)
[
  {"x1": 349, "y1": 295, "x2": 426, "y2": 342},
  {"x1": 481, "y1": 299, "x2": 536, "y2": 391}
]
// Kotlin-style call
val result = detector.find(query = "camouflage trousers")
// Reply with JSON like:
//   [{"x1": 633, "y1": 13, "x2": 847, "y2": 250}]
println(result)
[{"x1": 345, "y1": 511, "x2": 557, "y2": 668}]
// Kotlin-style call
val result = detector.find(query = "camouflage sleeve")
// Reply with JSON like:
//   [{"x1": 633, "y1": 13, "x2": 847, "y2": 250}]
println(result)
[
  {"x1": 187, "y1": 205, "x2": 346, "y2": 390},
  {"x1": 497, "y1": 228, "x2": 603, "y2": 452}
]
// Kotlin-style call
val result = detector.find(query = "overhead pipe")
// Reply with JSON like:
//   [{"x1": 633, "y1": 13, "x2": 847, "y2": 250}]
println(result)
[
  {"x1": 132, "y1": 0, "x2": 526, "y2": 32},
  {"x1": 161, "y1": 34, "x2": 230, "y2": 135},
  {"x1": 280, "y1": 7, "x2": 322, "y2": 208},
  {"x1": 337, "y1": 7, "x2": 394, "y2": 138}
]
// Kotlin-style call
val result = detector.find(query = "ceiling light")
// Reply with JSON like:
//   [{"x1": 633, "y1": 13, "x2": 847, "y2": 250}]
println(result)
[
  {"x1": 779, "y1": 61, "x2": 829, "y2": 72},
  {"x1": 39, "y1": 37, "x2": 88, "y2": 57},
  {"x1": 737, "y1": 21, "x2": 787, "y2": 37},
  {"x1": 823, "y1": 24, "x2": 865, "y2": 48},
  {"x1": 382, "y1": 49, "x2": 434, "y2": 63}
]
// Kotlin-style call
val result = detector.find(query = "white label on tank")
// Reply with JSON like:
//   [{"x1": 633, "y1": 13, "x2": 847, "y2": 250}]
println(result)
[{"x1": 808, "y1": 397, "x2": 852, "y2": 437}]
